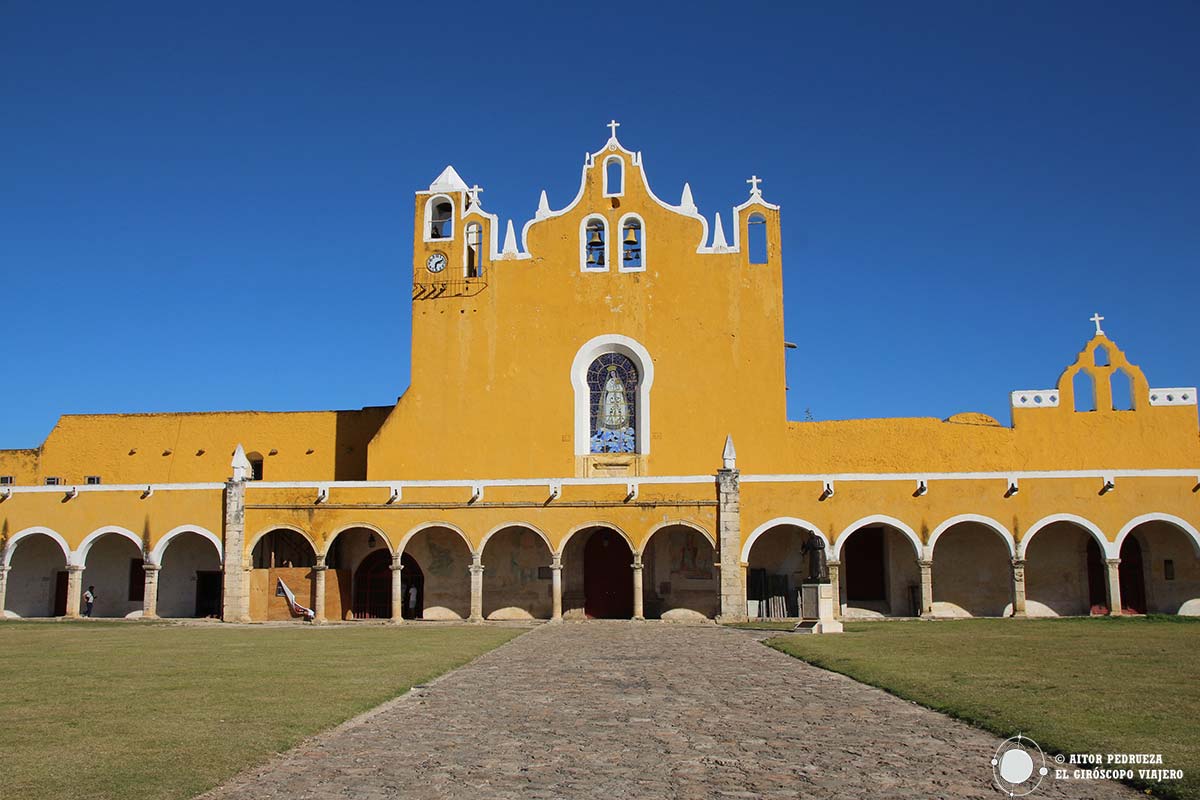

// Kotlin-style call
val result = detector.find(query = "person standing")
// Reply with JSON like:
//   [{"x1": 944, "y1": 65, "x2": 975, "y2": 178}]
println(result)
[{"x1": 83, "y1": 585, "x2": 96, "y2": 617}]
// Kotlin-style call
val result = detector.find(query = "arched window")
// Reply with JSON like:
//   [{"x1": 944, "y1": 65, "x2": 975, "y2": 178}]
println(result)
[
  {"x1": 1111, "y1": 368, "x2": 1134, "y2": 411},
  {"x1": 465, "y1": 222, "x2": 484, "y2": 278},
  {"x1": 588, "y1": 353, "x2": 638, "y2": 453},
  {"x1": 426, "y1": 196, "x2": 453, "y2": 240},
  {"x1": 747, "y1": 213, "x2": 768, "y2": 264},
  {"x1": 1094, "y1": 345, "x2": 1111, "y2": 367},
  {"x1": 603, "y1": 156, "x2": 624, "y2": 196},
  {"x1": 247, "y1": 451, "x2": 264, "y2": 481},
  {"x1": 620, "y1": 215, "x2": 644, "y2": 271},
  {"x1": 1073, "y1": 371, "x2": 1095, "y2": 412},
  {"x1": 582, "y1": 217, "x2": 607, "y2": 270}
]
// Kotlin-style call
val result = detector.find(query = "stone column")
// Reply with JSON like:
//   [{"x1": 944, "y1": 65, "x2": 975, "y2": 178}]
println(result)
[
  {"x1": 1105, "y1": 558, "x2": 1123, "y2": 616},
  {"x1": 550, "y1": 554, "x2": 563, "y2": 622},
  {"x1": 221, "y1": 479, "x2": 251, "y2": 622},
  {"x1": 313, "y1": 565, "x2": 327, "y2": 623},
  {"x1": 390, "y1": 558, "x2": 404, "y2": 623},
  {"x1": 142, "y1": 563, "x2": 161, "y2": 619},
  {"x1": 827, "y1": 560, "x2": 842, "y2": 620},
  {"x1": 918, "y1": 559, "x2": 934, "y2": 617},
  {"x1": 66, "y1": 565, "x2": 83, "y2": 618},
  {"x1": 469, "y1": 553, "x2": 484, "y2": 623},
  {"x1": 632, "y1": 554, "x2": 644, "y2": 621},
  {"x1": 1010, "y1": 558, "x2": 1027, "y2": 617},
  {"x1": 0, "y1": 566, "x2": 9, "y2": 619},
  {"x1": 717, "y1": 467, "x2": 745, "y2": 621}
]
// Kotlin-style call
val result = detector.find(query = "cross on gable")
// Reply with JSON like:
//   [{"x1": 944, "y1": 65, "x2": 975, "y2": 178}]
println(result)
[
  {"x1": 607, "y1": 119, "x2": 620, "y2": 139},
  {"x1": 467, "y1": 184, "x2": 483, "y2": 205},
  {"x1": 1090, "y1": 312, "x2": 1105, "y2": 336},
  {"x1": 747, "y1": 175, "x2": 763, "y2": 195}
]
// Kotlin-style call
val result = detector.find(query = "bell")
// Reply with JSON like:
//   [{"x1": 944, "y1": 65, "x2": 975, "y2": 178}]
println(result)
[
  {"x1": 623, "y1": 249, "x2": 635, "y2": 262},
  {"x1": 596, "y1": 252, "x2": 605, "y2": 266},
  {"x1": 624, "y1": 227, "x2": 639, "y2": 245},
  {"x1": 588, "y1": 229, "x2": 603, "y2": 246},
  {"x1": 587, "y1": 251, "x2": 597, "y2": 265}
]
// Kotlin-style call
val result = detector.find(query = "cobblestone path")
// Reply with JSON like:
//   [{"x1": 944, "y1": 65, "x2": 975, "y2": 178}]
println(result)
[{"x1": 202, "y1": 622, "x2": 1136, "y2": 800}]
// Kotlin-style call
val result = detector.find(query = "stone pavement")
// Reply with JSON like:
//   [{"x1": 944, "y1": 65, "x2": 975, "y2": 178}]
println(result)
[{"x1": 202, "y1": 622, "x2": 1137, "y2": 800}]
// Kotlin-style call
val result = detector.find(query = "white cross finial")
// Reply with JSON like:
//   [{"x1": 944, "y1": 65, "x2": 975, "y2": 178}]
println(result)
[
  {"x1": 467, "y1": 184, "x2": 483, "y2": 205},
  {"x1": 747, "y1": 175, "x2": 763, "y2": 195},
  {"x1": 1090, "y1": 312, "x2": 1105, "y2": 336},
  {"x1": 607, "y1": 119, "x2": 620, "y2": 139}
]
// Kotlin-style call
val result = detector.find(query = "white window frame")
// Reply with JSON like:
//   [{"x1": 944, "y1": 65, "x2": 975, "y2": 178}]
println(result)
[
  {"x1": 45, "y1": 477, "x2": 62, "y2": 486},
  {"x1": 423, "y1": 194, "x2": 455, "y2": 243},
  {"x1": 579, "y1": 215, "x2": 610, "y2": 272},
  {"x1": 570, "y1": 334, "x2": 655, "y2": 456},
  {"x1": 86, "y1": 475, "x2": 102, "y2": 485},
  {"x1": 617, "y1": 212, "x2": 646, "y2": 273},
  {"x1": 602, "y1": 155, "x2": 624, "y2": 197},
  {"x1": 463, "y1": 221, "x2": 484, "y2": 278}
]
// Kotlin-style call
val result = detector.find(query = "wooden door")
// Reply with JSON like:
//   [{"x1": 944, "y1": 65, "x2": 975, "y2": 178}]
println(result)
[
  {"x1": 352, "y1": 550, "x2": 393, "y2": 620},
  {"x1": 583, "y1": 529, "x2": 633, "y2": 619}
]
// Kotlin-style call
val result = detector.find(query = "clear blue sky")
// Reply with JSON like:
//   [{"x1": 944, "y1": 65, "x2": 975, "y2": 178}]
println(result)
[{"x1": 2, "y1": 2, "x2": 1197, "y2": 448}]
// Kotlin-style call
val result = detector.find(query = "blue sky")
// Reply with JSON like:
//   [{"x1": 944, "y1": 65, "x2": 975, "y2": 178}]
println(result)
[{"x1": 2, "y1": 2, "x2": 1197, "y2": 448}]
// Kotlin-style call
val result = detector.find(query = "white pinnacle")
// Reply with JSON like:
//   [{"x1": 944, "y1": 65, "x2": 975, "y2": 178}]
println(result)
[
  {"x1": 536, "y1": 189, "x2": 551, "y2": 219},
  {"x1": 502, "y1": 220, "x2": 518, "y2": 255},
  {"x1": 679, "y1": 182, "x2": 697, "y2": 213},
  {"x1": 712, "y1": 212, "x2": 728, "y2": 249},
  {"x1": 231, "y1": 444, "x2": 252, "y2": 482},
  {"x1": 722, "y1": 435, "x2": 737, "y2": 470}
]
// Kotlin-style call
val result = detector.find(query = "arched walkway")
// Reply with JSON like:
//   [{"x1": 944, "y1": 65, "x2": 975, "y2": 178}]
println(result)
[
  {"x1": 250, "y1": 528, "x2": 318, "y2": 621},
  {"x1": 562, "y1": 525, "x2": 633, "y2": 619},
  {"x1": 1116, "y1": 518, "x2": 1200, "y2": 615},
  {"x1": 481, "y1": 525, "x2": 553, "y2": 620},
  {"x1": 401, "y1": 525, "x2": 472, "y2": 620},
  {"x1": 325, "y1": 526, "x2": 393, "y2": 621},
  {"x1": 929, "y1": 520, "x2": 1014, "y2": 617},
  {"x1": 744, "y1": 521, "x2": 824, "y2": 619},
  {"x1": 80, "y1": 530, "x2": 145, "y2": 618},
  {"x1": 3, "y1": 531, "x2": 70, "y2": 618},
  {"x1": 835, "y1": 520, "x2": 921, "y2": 618},
  {"x1": 158, "y1": 530, "x2": 222, "y2": 618},
  {"x1": 639, "y1": 523, "x2": 717, "y2": 620},
  {"x1": 1024, "y1": 520, "x2": 1107, "y2": 617}
]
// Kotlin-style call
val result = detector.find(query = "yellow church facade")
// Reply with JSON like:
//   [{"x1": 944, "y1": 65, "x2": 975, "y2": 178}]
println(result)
[{"x1": 2, "y1": 124, "x2": 1198, "y2": 625}]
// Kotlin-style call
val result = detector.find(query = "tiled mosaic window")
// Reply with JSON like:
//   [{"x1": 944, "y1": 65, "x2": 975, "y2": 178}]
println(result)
[{"x1": 588, "y1": 353, "x2": 638, "y2": 453}]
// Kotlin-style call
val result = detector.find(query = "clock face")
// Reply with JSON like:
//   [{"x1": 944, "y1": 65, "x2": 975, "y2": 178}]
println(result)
[{"x1": 426, "y1": 252, "x2": 447, "y2": 273}]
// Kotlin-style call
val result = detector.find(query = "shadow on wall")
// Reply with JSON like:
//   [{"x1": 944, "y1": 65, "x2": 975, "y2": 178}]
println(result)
[{"x1": 334, "y1": 408, "x2": 391, "y2": 480}]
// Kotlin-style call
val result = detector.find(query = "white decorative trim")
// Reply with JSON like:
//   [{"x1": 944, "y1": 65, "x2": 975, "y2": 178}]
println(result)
[
  {"x1": 1018, "y1": 513, "x2": 1111, "y2": 559},
  {"x1": 148, "y1": 526, "x2": 223, "y2": 566},
  {"x1": 1011, "y1": 390, "x2": 1060, "y2": 408},
  {"x1": 833, "y1": 515, "x2": 922, "y2": 560},
  {"x1": 1148, "y1": 387, "x2": 1196, "y2": 406},
  {"x1": 579, "y1": 214, "x2": 610, "y2": 272},
  {"x1": 478, "y1": 522, "x2": 553, "y2": 556},
  {"x1": 398, "y1": 521, "x2": 476, "y2": 556},
  {"x1": 557, "y1": 521, "x2": 635, "y2": 557},
  {"x1": 0, "y1": 482, "x2": 224, "y2": 493},
  {"x1": 926, "y1": 514, "x2": 1015, "y2": 558},
  {"x1": 741, "y1": 517, "x2": 830, "y2": 562},
  {"x1": 602, "y1": 155, "x2": 624, "y2": 197},
  {"x1": 570, "y1": 334, "x2": 655, "y2": 456},
  {"x1": 422, "y1": 194, "x2": 456, "y2": 244},
  {"x1": 641, "y1": 519, "x2": 715, "y2": 556},
  {"x1": 75, "y1": 526, "x2": 144, "y2": 567},
  {"x1": 740, "y1": 468, "x2": 1198, "y2": 483},
  {"x1": 244, "y1": 524, "x2": 319, "y2": 565},
  {"x1": 321, "y1": 523, "x2": 394, "y2": 559},
  {"x1": 462, "y1": 220, "x2": 485, "y2": 277},
  {"x1": 616, "y1": 212, "x2": 646, "y2": 272},
  {"x1": 2, "y1": 527, "x2": 72, "y2": 568},
  {"x1": 1114, "y1": 513, "x2": 1200, "y2": 558},
  {"x1": 501, "y1": 220, "x2": 518, "y2": 256}
]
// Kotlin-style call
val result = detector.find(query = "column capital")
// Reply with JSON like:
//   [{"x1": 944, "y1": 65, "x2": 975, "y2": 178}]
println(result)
[
  {"x1": 918, "y1": 559, "x2": 933, "y2": 570},
  {"x1": 550, "y1": 555, "x2": 562, "y2": 570},
  {"x1": 313, "y1": 563, "x2": 328, "y2": 572},
  {"x1": 68, "y1": 564, "x2": 85, "y2": 573},
  {"x1": 469, "y1": 564, "x2": 485, "y2": 576},
  {"x1": 631, "y1": 555, "x2": 644, "y2": 570},
  {"x1": 389, "y1": 562, "x2": 403, "y2": 573},
  {"x1": 1105, "y1": 557, "x2": 1121, "y2": 568},
  {"x1": 143, "y1": 562, "x2": 161, "y2": 573},
  {"x1": 1010, "y1": 557, "x2": 1026, "y2": 567}
]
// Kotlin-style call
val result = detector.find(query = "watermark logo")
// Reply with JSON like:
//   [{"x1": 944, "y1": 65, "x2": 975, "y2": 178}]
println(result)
[{"x1": 992, "y1": 734, "x2": 1049, "y2": 797}]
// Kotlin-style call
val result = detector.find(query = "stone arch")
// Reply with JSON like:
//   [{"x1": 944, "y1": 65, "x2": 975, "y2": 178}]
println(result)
[
  {"x1": 832, "y1": 515, "x2": 922, "y2": 560},
  {"x1": 1114, "y1": 513, "x2": 1200, "y2": 558},
  {"x1": 149, "y1": 525, "x2": 222, "y2": 566},
  {"x1": 246, "y1": 524, "x2": 319, "y2": 567},
  {"x1": 638, "y1": 521, "x2": 718, "y2": 620},
  {"x1": 398, "y1": 521, "x2": 474, "y2": 556},
  {"x1": 3, "y1": 526, "x2": 71, "y2": 568},
  {"x1": 927, "y1": 514, "x2": 1015, "y2": 558},
  {"x1": 641, "y1": 519, "x2": 715, "y2": 556},
  {"x1": 561, "y1": 523, "x2": 634, "y2": 619},
  {"x1": 322, "y1": 523, "x2": 394, "y2": 561},
  {"x1": 1018, "y1": 513, "x2": 1111, "y2": 559},
  {"x1": 741, "y1": 517, "x2": 829, "y2": 563},
  {"x1": 399, "y1": 523, "x2": 473, "y2": 620},
  {"x1": 480, "y1": 524, "x2": 555, "y2": 620},
  {"x1": 76, "y1": 526, "x2": 144, "y2": 567},
  {"x1": 1113, "y1": 513, "x2": 1200, "y2": 615},
  {"x1": 835, "y1": 516, "x2": 922, "y2": 618},
  {"x1": 559, "y1": 520, "x2": 635, "y2": 556}
]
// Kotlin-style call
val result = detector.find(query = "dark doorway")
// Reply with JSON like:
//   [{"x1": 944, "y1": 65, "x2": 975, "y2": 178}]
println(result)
[
  {"x1": 353, "y1": 550, "x2": 393, "y2": 620},
  {"x1": 583, "y1": 528, "x2": 633, "y2": 619},
  {"x1": 400, "y1": 552, "x2": 424, "y2": 620},
  {"x1": 1086, "y1": 537, "x2": 1108, "y2": 614},
  {"x1": 54, "y1": 571, "x2": 69, "y2": 616},
  {"x1": 1118, "y1": 537, "x2": 1147, "y2": 614},
  {"x1": 195, "y1": 571, "x2": 222, "y2": 618},
  {"x1": 844, "y1": 527, "x2": 886, "y2": 602}
]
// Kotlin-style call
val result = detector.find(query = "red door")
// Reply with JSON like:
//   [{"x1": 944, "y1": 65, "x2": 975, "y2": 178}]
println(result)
[
  {"x1": 584, "y1": 529, "x2": 633, "y2": 619},
  {"x1": 352, "y1": 549, "x2": 393, "y2": 620}
]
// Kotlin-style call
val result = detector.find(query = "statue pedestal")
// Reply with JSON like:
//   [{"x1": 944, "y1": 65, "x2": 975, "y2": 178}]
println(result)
[{"x1": 793, "y1": 582, "x2": 843, "y2": 634}]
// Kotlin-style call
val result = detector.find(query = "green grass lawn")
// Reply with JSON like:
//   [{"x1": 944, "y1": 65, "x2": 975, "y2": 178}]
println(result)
[
  {"x1": 768, "y1": 616, "x2": 1200, "y2": 800},
  {"x1": 0, "y1": 621, "x2": 523, "y2": 800}
]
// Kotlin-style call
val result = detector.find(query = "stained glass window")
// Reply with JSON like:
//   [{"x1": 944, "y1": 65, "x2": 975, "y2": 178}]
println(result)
[{"x1": 588, "y1": 353, "x2": 638, "y2": 453}]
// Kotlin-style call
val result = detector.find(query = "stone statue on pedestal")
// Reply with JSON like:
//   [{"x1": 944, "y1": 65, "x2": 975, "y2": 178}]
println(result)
[{"x1": 803, "y1": 536, "x2": 828, "y2": 584}]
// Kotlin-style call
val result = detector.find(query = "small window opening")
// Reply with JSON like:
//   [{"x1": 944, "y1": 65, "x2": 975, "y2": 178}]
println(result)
[
  {"x1": 622, "y1": 219, "x2": 643, "y2": 269},
  {"x1": 465, "y1": 222, "x2": 484, "y2": 278},
  {"x1": 1094, "y1": 345, "x2": 1111, "y2": 367},
  {"x1": 584, "y1": 219, "x2": 607, "y2": 269},
  {"x1": 1073, "y1": 371, "x2": 1095, "y2": 412},
  {"x1": 429, "y1": 200, "x2": 453, "y2": 239},
  {"x1": 1164, "y1": 559, "x2": 1175, "y2": 581},
  {"x1": 604, "y1": 157, "x2": 624, "y2": 196},
  {"x1": 1110, "y1": 368, "x2": 1134, "y2": 411},
  {"x1": 748, "y1": 213, "x2": 768, "y2": 264},
  {"x1": 85, "y1": 476, "x2": 102, "y2": 485},
  {"x1": 248, "y1": 452, "x2": 264, "y2": 481},
  {"x1": 0, "y1": 475, "x2": 13, "y2": 485},
  {"x1": 45, "y1": 477, "x2": 62, "y2": 486},
  {"x1": 129, "y1": 559, "x2": 146, "y2": 602}
]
